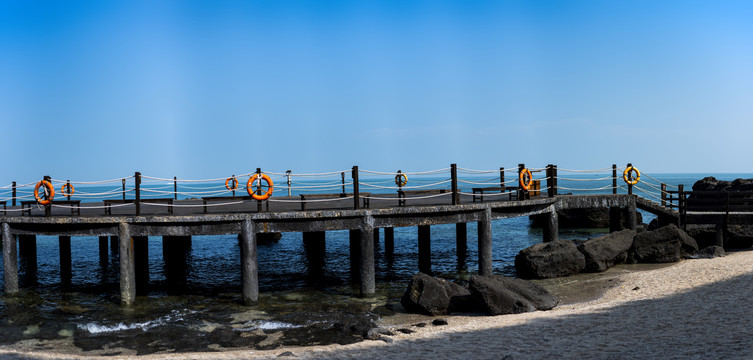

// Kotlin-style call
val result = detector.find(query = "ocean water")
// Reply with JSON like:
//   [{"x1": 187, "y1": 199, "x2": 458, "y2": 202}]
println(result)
[{"x1": 0, "y1": 172, "x2": 750, "y2": 355}]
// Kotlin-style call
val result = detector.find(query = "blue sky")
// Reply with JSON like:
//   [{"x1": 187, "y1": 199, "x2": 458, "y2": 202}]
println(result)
[{"x1": 2, "y1": 0, "x2": 752, "y2": 184}]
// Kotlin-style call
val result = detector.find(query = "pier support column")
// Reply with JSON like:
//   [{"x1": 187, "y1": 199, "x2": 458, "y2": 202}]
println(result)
[
  {"x1": 384, "y1": 227, "x2": 394, "y2": 261},
  {"x1": 110, "y1": 236, "x2": 119, "y2": 257},
  {"x1": 418, "y1": 225, "x2": 431, "y2": 274},
  {"x1": 134, "y1": 236, "x2": 149, "y2": 294},
  {"x1": 240, "y1": 219, "x2": 258, "y2": 305},
  {"x1": 609, "y1": 207, "x2": 622, "y2": 232},
  {"x1": 543, "y1": 210, "x2": 559, "y2": 243},
  {"x1": 303, "y1": 231, "x2": 326, "y2": 279},
  {"x1": 627, "y1": 198, "x2": 637, "y2": 231},
  {"x1": 349, "y1": 230, "x2": 361, "y2": 283},
  {"x1": 119, "y1": 223, "x2": 136, "y2": 305},
  {"x1": 2, "y1": 223, "x2": 18, "y2": 295},
  {"x1": 478, "y1": 208, "x2": 493, "y2": 276},
  {"x1": 163, "y1": 236, "x2": 191, "y2": 292},
  {"x1": 98, "y1": 236, "x2": 109, "y2": 267},
  {"x1": 59, "y1": 236, "x2": 72, "y2": 287},
  {"x1": 456, "y1": 222, "x2": 467, "y2": 254},
  {"x1": 18, "y1": 235, "x2": 37, "y2": 286},
  {"x1": 359, "y1": 217, "x2": 375, "y2": 297}
]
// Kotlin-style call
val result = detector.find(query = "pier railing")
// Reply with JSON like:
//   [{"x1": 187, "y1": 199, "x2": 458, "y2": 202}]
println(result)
[{"x1": 0, "y1": 163, "x2": 702, "y2": 217}]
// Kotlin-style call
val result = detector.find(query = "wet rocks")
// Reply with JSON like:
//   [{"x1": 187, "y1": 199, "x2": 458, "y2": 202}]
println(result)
[
  {"x1": 469, "y1": 275, "x2": 559, "y2": 315},
  {"x1": 692, "y1": 177, "x2": 753, "y2": 192},
  {"x1": 629, "y1": 224, "x2": 698, "y2": 263},
  {"x1": 578, "y1": 229, "x2": 635, "y2": 272},
  {"x1": 400, "y1": 273, "x2": 473, "y2": 316},
  {"x1": 691, "y1": 246, "x2": 726, "y2": 259},
  {"x1": 400, "y1": 274, "x2": 558, "y2": 316},
  {"x1": 515, "y1": 240, "x2": 585, "y2": 279}
]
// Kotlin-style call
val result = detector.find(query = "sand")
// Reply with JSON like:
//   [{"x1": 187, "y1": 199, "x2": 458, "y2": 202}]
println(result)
[{"x1": 4, "y1": 250, "x2": 753, "y2": 359}]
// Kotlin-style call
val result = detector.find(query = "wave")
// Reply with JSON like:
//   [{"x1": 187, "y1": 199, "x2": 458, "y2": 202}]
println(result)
[{"x1": 78, "y1": 309, "x2": 197, "y2": 334}]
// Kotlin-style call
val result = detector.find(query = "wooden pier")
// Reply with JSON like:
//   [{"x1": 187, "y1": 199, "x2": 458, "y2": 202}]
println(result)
[{"x1": 2, "y1": 163, "x2": 747, "y2": 306}]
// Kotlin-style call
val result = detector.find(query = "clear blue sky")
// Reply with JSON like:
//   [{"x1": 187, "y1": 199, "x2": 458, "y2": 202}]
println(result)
[{"x1": 2, "y1": 0, "x2": 752, "y2": 184}]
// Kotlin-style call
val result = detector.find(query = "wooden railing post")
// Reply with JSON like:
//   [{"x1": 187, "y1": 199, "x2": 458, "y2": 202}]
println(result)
[
  {"x1": 65, "y1": 180, "x2": 72, "y2": 201},
  {"x1": 341, "y1": 172, "x2": 346, "y2": 194},
  {"x1": 173, "y1": 177, "x2": 178, "y2": 200},
  {"x1": 499, "y1": 167, "x2": 505, "y2": 193},
  {"x1": 546, "y1": 164, "x2": 557, "y2": 197},
  {"x1": 352, "y1": 166, "x2": 360, "y2": 210},
  {"x1": 517, "y1": 163, "x2": 525, "y2": 200},
  {"x1": 11, "y1": 181, "x2": 16, "y2": 206},
  {"x1": 451, "y1": 164, "x2": 458, "y2": 205},
  {"x1": 286, "y1": 170, "x2": 293, "y2": 197},
  {"x1": 612, "y1": 164, "x2": 617, "y2": 194},
  {"x1": 626, "y1": 163, "x2": 633, "y2": 195},
  {"x1": 678, "y1": 184, "x2": 685, "y2": 228},
  {"x1": 135, "y1": 172, "x2": 141, "y2": 216},
  {"x1": 661, "y1": 183, "x2": 667, "y2": 207},
  {"x1": 256, "y1": 168, "x2": 263, "y2": 212},
  {"x1": 44, "y1": 175, "x2": 51, "y2": 217},
  {"x1": 122, "y1": 178, "x2": 126, "y2": 200}
]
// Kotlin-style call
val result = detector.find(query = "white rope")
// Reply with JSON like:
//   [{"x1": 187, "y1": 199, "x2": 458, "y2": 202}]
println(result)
[
  {"x1": 50, "y1": 202, "x2": 135, "y2": 210},
  {"x1": 458, "y1": 191, "x2": 517, "y2": 197},
  {"x1": 686, "y1": 211, "x2": 753, "y2": 215},
  {"x1": 457, "y1": 168, "x2": 500, "y2": 174},
  {"x1": 266, "y1": 169, "x2": 351, "y2": 177},
  {"x1": 458, "y1": 179, "x2": 507, "y2": 186},
  {"x1": 641, "y1": 173, "x2": 678, "y2": 189},
  {"x1": 557, "y1": 185, "x2": 617, "y2": 191},
  {"x1": 49, "y1": 176, "x2": 133, "y2": 185},
  {"x1": 557, "y1": 167, "x2": 614, "y2": 173},
  {"x1": 556, "y1": 176, "x2": 615, "y2": 182},
  {"x1": 359, "y1": 179, "x2": 451, "y2": 190},
  {"x1": 268, "y1": 196, "x2": 354, "y2": 203},
  {"x1": 363, "y1": 192, "x2": 451, "y2": 201},
  {"x1": 358, "y1": 167, "x2": 450, "y2": 176},
  {"x1": 289, "y1": 182, "x2": 352, "y2": 190}
]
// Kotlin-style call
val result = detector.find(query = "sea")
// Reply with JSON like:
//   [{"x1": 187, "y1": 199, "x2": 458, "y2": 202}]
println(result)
[{"x1": 0, "y1": 172, "x2": 750, "y2": 356}]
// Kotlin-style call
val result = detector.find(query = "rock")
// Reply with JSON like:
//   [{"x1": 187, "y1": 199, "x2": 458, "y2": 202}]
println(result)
[
  {"x1": 691, "y1": 246, "x2": 726, "y2": 259},
  {"x1": 692, "y1": 177, "x2": 753, "y2": 192},
  {"x1": 432, "y1": 319, "x2": 448, "y2": 326},
  {"x1": 277, "y1": 351, "x2": 296, "y2": 357},
  {"x1": 515, "y1": 240, "x2": 586, "y2": 279},
  {"x1": 636, "y1": 223, "x2": 648, "y2": 233},
  {"x1": 530, "y1": 208, "x2": 642, "y2": 229},
  {"x1": 468, "y1": 275, "x2": 559, "y2": 315},
  {"x1": 363, "y1": 329, "x2": 381, "y2": 340},
  {"x1": 400, "y1": 273, "x2": 472, "y2": 316},
  {"x1": 630, "y1": 224, "x2": 698, "y2": 263},
  {"x1": 577, "y1": 229, "x2": 636, "y2": 272}
]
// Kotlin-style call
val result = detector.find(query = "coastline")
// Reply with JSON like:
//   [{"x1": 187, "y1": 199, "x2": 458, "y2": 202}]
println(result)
[{"x1": 3, "y1": 250, "x2": 753, "y2": 359}]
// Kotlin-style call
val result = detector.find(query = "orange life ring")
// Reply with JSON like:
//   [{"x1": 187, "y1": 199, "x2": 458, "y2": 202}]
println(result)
[
  {"x1": 34, "y1": 180, "x2": 55, "y2": 205},
  {"x1": 247, "y1": 173, "x2": 274, "y2": 200},
  {"x1": 225, "y1": 176, "x2": 238, "y2": 191},
  {"x1": 519, "y1": 168, "x2": 533, "y2": 191},
  {"x1": 60, "y1": 183, "x2": 75, "y2": 197},
  {"x1": 623, "y1": 166, "x2": 640, "y2": 185}
]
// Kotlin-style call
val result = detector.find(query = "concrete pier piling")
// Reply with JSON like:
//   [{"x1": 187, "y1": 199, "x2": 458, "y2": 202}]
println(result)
[
  {"x1": 543, "y1": 210, "x2": 559, "y2": 242},
  {"x1": 134, "y1": 236, "x2": 149, "y2": 294},
  {"x1": 19, "y1": 235, "x2": 37, "y2": 286},
  {"x1": 59, "y1": 236, "x2": 72, "y2": 287},
  {"x1": 240, "y1": 219, "x2": 258, "y2": 305},
  {"x1": 358, "y1": 220, "x2": 375, "y2": 298},
  {"x1": 2, "y1": 223, "x2": 18, "y2": 295},
  {"x1": 478, "y1": 208, "x2": 492, "y2": 276},
  {"x1": 119, "y1": 223, "x2": 136, "y2": 305},
  {"x1": 418, "y1": 225, "x2": 431, "y2": 274}
]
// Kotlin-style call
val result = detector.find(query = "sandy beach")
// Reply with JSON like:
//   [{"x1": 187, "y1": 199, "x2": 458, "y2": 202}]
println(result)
[{"x1": 3, "y1": 249, "x2": 753, "y2": 360}]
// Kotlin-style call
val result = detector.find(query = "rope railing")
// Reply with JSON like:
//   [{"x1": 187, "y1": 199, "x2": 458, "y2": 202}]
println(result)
[{"x1": 1, "y1": 163, "x2": 695, "y2": 216}]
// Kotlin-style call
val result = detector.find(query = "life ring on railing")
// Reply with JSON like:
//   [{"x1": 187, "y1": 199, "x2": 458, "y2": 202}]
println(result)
[
  {"x1": 623, "y1": 166, "x2": 640, "y2": 185},
  {"x1": 395, "y1": 173, "x2": 408, "y2": 187},
  {"x1": 519, "y1": 168, "x2": 533, "y2": 191},
  {"x1": 60, "y1": 183, "x2": 75, "y2": 197},
  {"x1": 225, "y1": 176, "x2": 238, "y2": 191},
  {"x1": 34, "y1": 180, "x2": 55, "y2": 205},
  {"x1": 247, "y1": 173, "x2": 274, "y2": 200}
]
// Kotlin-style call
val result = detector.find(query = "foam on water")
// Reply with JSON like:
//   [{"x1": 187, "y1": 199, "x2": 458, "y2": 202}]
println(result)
[
  {"x1": 78, "y1": 309, "x2": 197, "y2": 334},
  {"x1": 235, "y1": 320, "x2": 306, "y2": 332}
]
